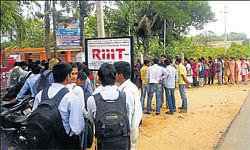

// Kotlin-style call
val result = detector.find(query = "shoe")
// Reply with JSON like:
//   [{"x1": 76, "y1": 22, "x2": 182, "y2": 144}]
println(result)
[
  {"x1": 165, "y1": 111, "x2": 174, "y2": 115},
  {"x1": 144, "y1": 111, "x2": 151, "y2": 115},
  {"x1": 178, "y1": 107, "x2": 183, "y2": 109},
  {"x1": 156, "y1": 112, "x2": 160, "y2": 115},
  {"x1": 180, "y1": 109, "x2": 187, "y2": 113}
]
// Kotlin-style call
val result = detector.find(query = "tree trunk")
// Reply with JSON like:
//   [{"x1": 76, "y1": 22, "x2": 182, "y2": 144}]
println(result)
[
  {"x1": 45, "y1": 1, "x2": 51, "y2": 60},
  {"x1": 79, "y1": 1, "x2": 85, "y2": 52},
  {"x1": 52, "y1": 1, "x2": 57, "y2": 58}
]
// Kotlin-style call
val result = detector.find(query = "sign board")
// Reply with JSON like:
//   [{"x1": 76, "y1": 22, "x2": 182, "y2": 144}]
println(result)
[
  {"x1": 85, "y1": 37, "x2": 134, "y2": 71},
  {"x1": 56, "y1": 20, "x2": 81, "y2": 47}
]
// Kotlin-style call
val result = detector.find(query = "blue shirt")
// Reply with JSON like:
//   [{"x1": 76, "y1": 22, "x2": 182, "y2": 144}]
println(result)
[
  {"x1": 82, "y1": 77, "x2": 93, "y2": 95},
  {"x1": 32, "y1": 83, "x2": 84, "y2": 136},
  {"x1": 16, "y1": 74, "x2": 41, "y2": 99}
]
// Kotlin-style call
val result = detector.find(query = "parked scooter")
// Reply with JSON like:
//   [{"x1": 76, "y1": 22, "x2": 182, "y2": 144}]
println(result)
[{"x1": 0, "y1": 96, "x2": 34, "y2": 150}]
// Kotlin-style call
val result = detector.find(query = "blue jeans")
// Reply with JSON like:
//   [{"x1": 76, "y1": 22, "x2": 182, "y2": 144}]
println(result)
[
  {"x1": 165, "y1": 87, "x2": 176, "y2": 113},
  {"x1": 147, "y1": 83, "x2": 162, "y2": 113},
  {"x1": 179, "y1": 84, "x2": 187, "y2": 110},
  {"x1": 141, "y1": 84, "x2": 149, "y2": 110}
]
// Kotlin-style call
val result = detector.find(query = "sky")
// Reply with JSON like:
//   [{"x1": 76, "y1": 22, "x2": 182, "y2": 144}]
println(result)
[{"x1": 188, "y1": 1, "x2": 250, "y2": 38}]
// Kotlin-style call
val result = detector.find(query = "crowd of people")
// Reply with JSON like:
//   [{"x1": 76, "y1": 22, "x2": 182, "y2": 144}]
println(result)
[
  {"x1": 4, "y1": 54, "x2": 250, "y2": 149},
  {"x1": 6, "y1": 58, "x2": 142, "y2": 150},
  {"x1": 136, "y1": 55, "x2": 250, "y2": 116}
]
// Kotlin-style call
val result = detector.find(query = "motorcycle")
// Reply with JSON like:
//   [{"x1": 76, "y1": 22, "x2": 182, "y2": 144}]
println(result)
[{"x1": 0, "y1": 96, "x2": 34, "y2": 150}]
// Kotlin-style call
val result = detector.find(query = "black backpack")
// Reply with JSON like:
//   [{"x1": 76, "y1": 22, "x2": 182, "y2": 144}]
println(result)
[
  {"x1": 26, "y1": 87, "x2": 72, "y2": 149},
  {"x1": 94, "y1": 91, "x2": 130, "y2": 150}
]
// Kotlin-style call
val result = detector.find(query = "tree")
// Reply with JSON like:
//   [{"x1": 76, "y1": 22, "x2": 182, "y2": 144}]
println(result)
[
  {"x1": 44, "y1": 1, "x2": 51, "y2": 59},
  {"x1": 2, "y1": 18, "x2": 48, "y2": 49},
  {"x1": 136, "y1": 15, "x2": 151, "y2": 56},
  {"x1": 60, "y1": 1, "x2": 94, "y2": 52},
  {"x1": 0, "y1": 1, "x2": 23, "y2": 35}
]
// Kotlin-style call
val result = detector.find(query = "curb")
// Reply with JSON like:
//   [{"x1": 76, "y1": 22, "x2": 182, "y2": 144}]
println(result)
[{"x1": 215, "y1": 91, "x2": 250, "y2": 150}]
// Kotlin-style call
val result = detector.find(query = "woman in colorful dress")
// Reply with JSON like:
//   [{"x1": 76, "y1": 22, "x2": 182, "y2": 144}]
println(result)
[
  {"x1": 208, "y1": 56, "x2": 216, "y2": 85},
  {"x1": 234, "y1": 57, "x2": 239, "y2": 84},
  {"x1": 185, "y1": 57, "x2": 193, "y2": 88},
  {"x1": 229, "y1": 57, "x2": 236, "y2": 84},
  {"x1": 240, "y1": 58, "x2": 248, "y2": 85}
]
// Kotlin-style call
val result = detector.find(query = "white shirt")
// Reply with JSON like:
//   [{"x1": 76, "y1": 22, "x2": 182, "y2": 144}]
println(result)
[
  {"x1": 32, "y1": 83, "x2": 84, "y2": 136},
  {"x1": 163, "y1": 65, "x2": 178, "y2": 89},
  {"x1": 66, "y1": 83, "x2": 89, "y2": 119},
  {"x1": 118, "y1": 79, "x2": 143, "y2": 131},
  {"x1": 146, "y1": 64, "x2": 167, "y2": 84},
  {"x1": 87, "y1": 82, "x2": 142, "y2": 131}
]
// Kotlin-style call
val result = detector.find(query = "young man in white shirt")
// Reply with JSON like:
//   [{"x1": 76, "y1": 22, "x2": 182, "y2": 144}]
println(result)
[
  {"x1": 146, "y1": 58, "x2": 167, "y2": 115},
  {"x1": 114, "y1": 61, "x2": 143, "y2": 150},
  {"x1": 32, "y1": 62, "x2": 84, "y2": 148},
  {"x1": 87, "y1": 63, "x2": 130, "y2": 149},
  {"x1": 163, "y1": 59, "x2": 178, "y2": 115}
]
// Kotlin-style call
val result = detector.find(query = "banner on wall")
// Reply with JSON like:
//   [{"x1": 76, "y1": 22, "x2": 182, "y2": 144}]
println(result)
[
  {"x1": 56, "y1": 20, "x2": 81, "y2": 47},
  {"x1": 85, "y1": 37, "x2": 134, "y2": 70}
]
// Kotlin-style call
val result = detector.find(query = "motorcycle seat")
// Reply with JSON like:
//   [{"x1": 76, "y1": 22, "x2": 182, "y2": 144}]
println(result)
[
  {"x1": 2, "y1": 115, "x2": 28, "y2": 128},
  {"x1": 6, "y1": 115, "x2": 28, "y2": 124}
]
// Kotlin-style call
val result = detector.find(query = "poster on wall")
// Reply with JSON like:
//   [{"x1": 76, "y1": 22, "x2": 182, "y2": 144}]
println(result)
[
  {"x1": 85, "y1": 37, "x2": 134, "y2": 71},
  {"x1": 9, "y1": 53, "x2": 21, "y2": 62},
  {"x1": 56, "y1": 20, "x2": 81, "y2": 47}
]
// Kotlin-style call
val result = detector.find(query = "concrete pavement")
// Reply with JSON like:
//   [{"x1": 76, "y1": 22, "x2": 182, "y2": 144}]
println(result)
[{"x1": 217, "y1": 92, "x2": 250, "y2": 150}]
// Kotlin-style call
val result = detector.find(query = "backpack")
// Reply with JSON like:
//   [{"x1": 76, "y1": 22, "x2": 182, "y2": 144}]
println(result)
[
  {"x1": 199, "y1": 64, "x2": 206, "y2": 78},
  {"x1": 94, "y1": 91, "x2": 130, "y2": 150},
  {"x1": 26, "y1": 87, "x2": 72, "y2": 149},
  {"x1": 38, "y1": 70, "x2": 52, "y2": 91},
  {"x1": 9, "y1": 67, "x2": 21, "y2": 86}
]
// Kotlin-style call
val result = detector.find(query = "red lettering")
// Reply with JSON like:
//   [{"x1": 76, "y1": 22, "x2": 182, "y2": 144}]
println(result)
[
  {"x1": 106, "y1": 49, "x2": 110, "y2": 59},
  {"x1": 92, "y1": 49, "x2": 101, "y2": 60},
  {"x1": 102, "y1": 49, "x2": 105, "y2": 59},
  {"x1": 116, "y1": 49, "x2": 125, "y2": 59},
  {"x1": 111, "y1": 49, "x2": 115, "y2": 60}
]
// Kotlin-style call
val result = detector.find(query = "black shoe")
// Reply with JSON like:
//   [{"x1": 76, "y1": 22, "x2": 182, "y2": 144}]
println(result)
[
  {"x1": 165, "y1": 111, "x2": 174, "y2": 115},
  {"x1": 144, "y1": 111, "x2": 151, "y2": 114},
  {"x1": 156, "y1": 112, "x2": 160, "y2": 115}
]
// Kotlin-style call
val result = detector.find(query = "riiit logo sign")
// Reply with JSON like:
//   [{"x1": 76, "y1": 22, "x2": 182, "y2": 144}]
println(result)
[{"x1": 86, "y1": 38, "x2": 132, "y2": 70}]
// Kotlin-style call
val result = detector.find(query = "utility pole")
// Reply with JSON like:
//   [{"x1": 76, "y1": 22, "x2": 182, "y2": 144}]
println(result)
[
  {"x1": 96, "y1": 1, "x2": 105, "y2": 38},
  {"x1": 164, "y1": 19, "x2": 166, "y2": 54},
  {"x1": 223, "y1": 6, "x2": 229, "y2": 54}
]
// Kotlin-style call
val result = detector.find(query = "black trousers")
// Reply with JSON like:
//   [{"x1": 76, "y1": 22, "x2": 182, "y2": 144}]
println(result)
[
  {"x1": 193, "y1": 77, "x2": 198, "y2": 87},
  {"x1": 208, "y1": 77, "x2": 214, "y2": 84}
]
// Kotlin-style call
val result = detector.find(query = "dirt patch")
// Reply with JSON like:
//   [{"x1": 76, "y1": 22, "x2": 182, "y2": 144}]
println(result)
[{"x1": 138, "y1": 83, "x2": 249, "y2": 150}]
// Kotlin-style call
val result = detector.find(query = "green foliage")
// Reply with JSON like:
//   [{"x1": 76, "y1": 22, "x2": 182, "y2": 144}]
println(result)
[
  {"x1": 0, "y1": 1, "x2": 23, "y2": 35},
  {"x1": 1, "y1": 18, "x2": 53, "y2": 49}
]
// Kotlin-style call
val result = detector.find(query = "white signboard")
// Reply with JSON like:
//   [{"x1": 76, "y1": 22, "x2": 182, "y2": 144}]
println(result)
[{"x1": 86, "y1": 37, "x2": 134, "y2": 70}]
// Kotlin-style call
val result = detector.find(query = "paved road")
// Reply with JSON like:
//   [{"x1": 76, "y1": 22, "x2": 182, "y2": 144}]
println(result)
[{"x1": 217, "y1": 92, "x2": 250, "y2": 150}]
